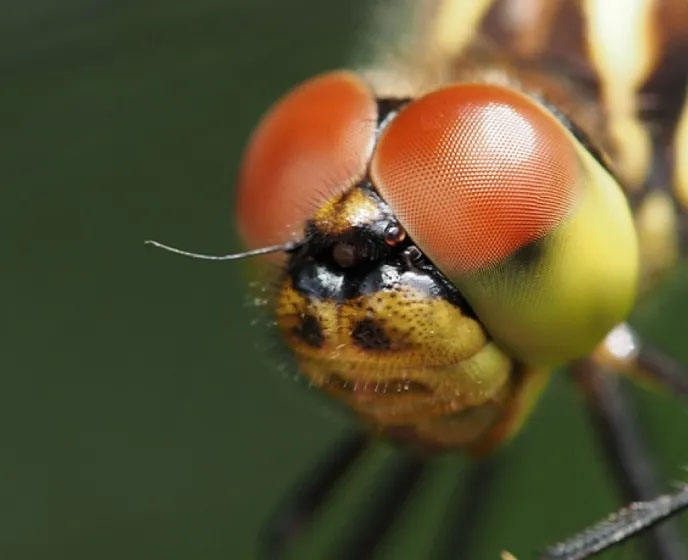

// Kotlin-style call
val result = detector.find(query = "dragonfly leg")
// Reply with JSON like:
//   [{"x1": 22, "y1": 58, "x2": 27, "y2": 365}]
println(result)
[
  {"x1": 260, "y1": 430, "x2": 368, "y2": 558},
  {"x1": 591, "y1": 323, "x2": 688, "y2": 396},
  {"x1": 634, "y1": 341, "x2": 688, "y2": 395},
  {"x1": 336, "y1": 452, "x2": 426, "y2": 559},
  {"x1": 434, "y1": 456, "x2": 499, "y2": 559},
  {"x1": 570, "y1": 361, "x2": 687, "y2": 559},
  {"x1": 540, "y1": 484, "x2": 688, "y2": 560}
]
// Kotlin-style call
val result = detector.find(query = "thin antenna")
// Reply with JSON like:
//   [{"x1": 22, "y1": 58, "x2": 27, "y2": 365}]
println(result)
[{"x1": 144, "y1": 239, "x2": 302, "y2": 261}]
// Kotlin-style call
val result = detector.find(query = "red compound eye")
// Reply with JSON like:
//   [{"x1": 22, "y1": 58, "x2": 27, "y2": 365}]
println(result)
[
  {"x1": 371, "y1": 84, "x2": 579, "y2": 275},
  {"x1": 235, "y1": 71, "x2": 377, "y2": 249}
]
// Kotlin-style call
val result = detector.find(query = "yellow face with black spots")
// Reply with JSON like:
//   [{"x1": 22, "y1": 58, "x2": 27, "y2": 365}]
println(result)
[{"x1": 275, "y1": 185, "x2": 517, "y2": 451}]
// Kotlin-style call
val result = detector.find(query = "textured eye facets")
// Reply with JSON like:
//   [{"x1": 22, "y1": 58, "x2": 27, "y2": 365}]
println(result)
[
  {"x1": 235, "y1": 71, "x2": 377, "y2": 249},
  {"x1": 371, "y1": 83, "x2": 579, "y2": 275}
]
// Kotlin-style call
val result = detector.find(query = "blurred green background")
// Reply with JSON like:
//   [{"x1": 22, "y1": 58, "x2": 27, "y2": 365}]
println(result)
[{"x1": 4, "y1": 1, "x2": 688, "y2": 558}]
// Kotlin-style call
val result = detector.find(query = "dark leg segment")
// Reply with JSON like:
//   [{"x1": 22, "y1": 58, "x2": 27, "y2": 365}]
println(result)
[
  {"x1": 592, "y1": 323, "x2": 688, "y2": 396},
  {"x1": 336, "y1": 452, "x2": 426, "y2": 560},
  {"x1": 435, "y1": 457, "x2": 499, "y2": 559},
  {"x1": 540, "y1": 484, "x2": 688, "y2": 560},
  {"x1": 572, "y1": 361, "x2": 687, "y2": 560},
  {"x1": 261, "y1": 430, "x2": 368, "y2": 559},
  {"x1": 635, "y1": 341, "x2": 688, "y2": 395}
]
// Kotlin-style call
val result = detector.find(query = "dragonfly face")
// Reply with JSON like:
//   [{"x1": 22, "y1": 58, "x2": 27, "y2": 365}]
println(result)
[
  {"x1": 177, "y1": 0, "x2": 687, "y2": 556},
  {"x1": 219, "y1": 1, "x2": 688, "y2": 554},
  {"x1": 234, "y1": 69, "x2": 639, "y2": 450},
  {"x1": 139, "y1": 0, "x2": 688, "y2": 556}
]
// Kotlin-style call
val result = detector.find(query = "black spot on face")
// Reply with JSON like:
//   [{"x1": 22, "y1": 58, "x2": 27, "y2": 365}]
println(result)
[
  {"x1": 351, "y1": 319, "x2": 391, "y2": 350},
  {"x1": 293, "y1": 314, "x2": 324, "y2": 348}
]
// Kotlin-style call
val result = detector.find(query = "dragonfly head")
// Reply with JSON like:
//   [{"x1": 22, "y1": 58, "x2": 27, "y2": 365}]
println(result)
[{"x1": 235, "y1": 71, "x2": 639, "y2": 376}]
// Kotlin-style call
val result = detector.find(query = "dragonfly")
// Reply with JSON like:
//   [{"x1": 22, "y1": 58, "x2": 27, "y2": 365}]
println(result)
[{"x1": 150, "y1": 0, "x2": 688, "y2": 557}]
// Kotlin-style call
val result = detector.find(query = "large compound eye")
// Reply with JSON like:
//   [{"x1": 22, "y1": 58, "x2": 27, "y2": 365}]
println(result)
[
  {"x1": 372, "y1": 84, "x2": 638, "y2": 364},
  {"x1": 371, "y1": 84, "x2": 579, "y2": 274},
  {"x1": 236, "y1": 71, "x2": 377, "y2": 249}
]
